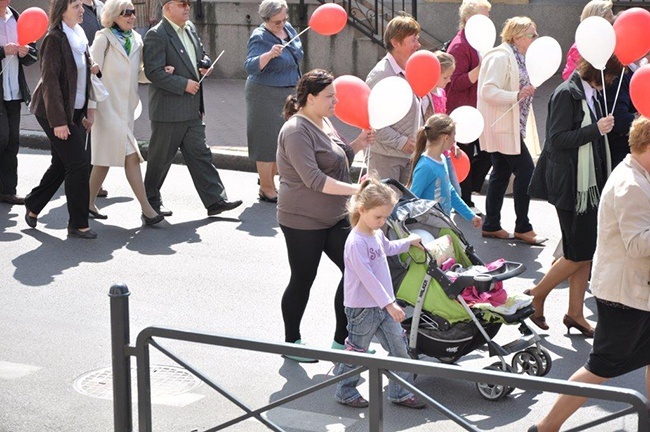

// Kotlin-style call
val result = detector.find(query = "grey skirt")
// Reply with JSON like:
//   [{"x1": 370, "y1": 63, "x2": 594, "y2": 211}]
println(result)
[{"x1": 245, "y1": 80, "x2": 294, "y2": 162}]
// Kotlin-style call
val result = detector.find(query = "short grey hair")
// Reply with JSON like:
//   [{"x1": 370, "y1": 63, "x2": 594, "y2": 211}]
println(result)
[
  {"x1": 258, "y1": 0, "x2": 287, "y2": 21},
  {"x1": 101, "y1": 0, "x2": 134, "y2": 28}
]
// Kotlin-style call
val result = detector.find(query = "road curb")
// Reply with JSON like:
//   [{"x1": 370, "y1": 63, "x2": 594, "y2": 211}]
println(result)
[{"x1": 20, "y1": 130, "x2": 365, "y2": 178}]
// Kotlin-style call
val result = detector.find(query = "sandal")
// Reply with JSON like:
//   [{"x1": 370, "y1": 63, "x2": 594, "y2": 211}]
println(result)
[
  {"x1": 481, "y1": 229, "x2": 514, "y2": 240},
  {"x1": 514, "y1": 230, "x2": 548, "y2": 246}
]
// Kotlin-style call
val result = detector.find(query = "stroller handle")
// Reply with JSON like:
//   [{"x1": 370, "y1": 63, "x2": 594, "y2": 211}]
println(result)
[{"x1": 381, "y1": 178, "x2": 418, "y2": 200}]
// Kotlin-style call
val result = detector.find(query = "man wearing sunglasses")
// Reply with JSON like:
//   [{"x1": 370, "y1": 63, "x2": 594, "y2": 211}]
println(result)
[{"x1": 142, "y1": 0, "x2": 242, "y2": 217}]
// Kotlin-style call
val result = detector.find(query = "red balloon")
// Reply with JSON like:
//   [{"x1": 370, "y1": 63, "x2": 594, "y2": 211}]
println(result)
[
  {"x1": 333, "y1": 75, "x2": 371, "y2": 130},
  {"x1": 309, "y1": 3, "x2": 347, "y2": 36},
  {"x1": 614, "y1": 8, "x2": 650, "y2": 66},
  {"x1": 450, "y1": 149, "x2": 470, "y2": 183},
  {"x1": 17, "y1": 7, "x2": 48, "y2": 46},
  {"x1": 405, "y1": 51, "x2": 441, "y2": 98},
  {"x1": 630, "y1": 64, "x2": 650, "y2": 118}
]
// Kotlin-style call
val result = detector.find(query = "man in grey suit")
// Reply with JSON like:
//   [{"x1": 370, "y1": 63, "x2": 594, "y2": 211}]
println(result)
[{"x1": 143, "y1": 0, "x2": 241, "y2": 217}]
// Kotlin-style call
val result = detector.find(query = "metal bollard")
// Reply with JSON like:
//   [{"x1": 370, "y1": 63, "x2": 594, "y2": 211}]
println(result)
[{"x1": 109, "y1": 284, "x2": 133, "y2": 432}]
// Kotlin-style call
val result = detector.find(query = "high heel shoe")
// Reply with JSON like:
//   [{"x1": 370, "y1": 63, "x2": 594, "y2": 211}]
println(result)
[
  {"x1": 24, "y1": 208, "x2": 37, "y2": 228},
  {"x1": 258, "y1": 191, "x2": 278, "y2": 203},
  {"x1": 524, "y1": 289, "x2": 549, "y2": 330},
  {"x1": 89, "y1": 209, "x2": 108, "y2": 219},
  {"x1": 142, "y1": 213, "x2": 164, "y2": 226},
  {"x1": 563, "y1": 314, "x2": 595, "y2": 338}
]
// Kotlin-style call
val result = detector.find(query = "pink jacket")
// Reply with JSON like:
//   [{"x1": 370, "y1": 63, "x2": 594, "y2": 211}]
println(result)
[{"x1": 562, "y1": 44, "x2": 580, "y2": 81}]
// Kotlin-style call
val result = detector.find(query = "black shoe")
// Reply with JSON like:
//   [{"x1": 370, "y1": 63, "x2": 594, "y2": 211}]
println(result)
[
  {"x1": 89, "y1": 209, "x2": 108, "y2": 219},
  {"x1": 141, "y1": 213, "x2": 164, "y2": 226},
  {"x1": 258, "y1": 192, "x2": 278, "y2": 203},
  {"x1": 97, "y1": 187, "x2": 108, "y2": 198},
  {"x1": 67, "y1": 227, "x2": 98, "y2": 239},
  {"x1": 207, "y1": 199, "x2": 242, "y2": 216},
  {"x1": 24, "y1": 208, "x2": 37, "y2": 228},
  {"x1": 154, "y1": 205, "x2": 173, "y2": 217},
  {"x1": 0, "y1": 194, "x2": 25, "y2": 205}
]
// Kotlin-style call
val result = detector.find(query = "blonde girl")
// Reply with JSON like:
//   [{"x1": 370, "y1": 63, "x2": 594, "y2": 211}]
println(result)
[
  {"x1": 334, "y1": 178, "x2": 425, "y2": 409},
  {"x1": 430, "y1": 51, "x2": 456, "y2": 115},
  {"x1": 408, "y1": 114, "x2": 482, "y2": 227}
]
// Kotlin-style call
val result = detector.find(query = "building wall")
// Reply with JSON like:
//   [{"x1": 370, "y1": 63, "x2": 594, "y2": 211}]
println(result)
[{"x1": 12, "y1": 0, "x2": 586, "y2": 79}]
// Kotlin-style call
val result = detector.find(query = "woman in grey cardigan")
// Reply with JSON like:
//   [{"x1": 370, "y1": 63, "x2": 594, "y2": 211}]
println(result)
[{"x1": 276, "y1": 69, "x2": 373, "y2": 362}]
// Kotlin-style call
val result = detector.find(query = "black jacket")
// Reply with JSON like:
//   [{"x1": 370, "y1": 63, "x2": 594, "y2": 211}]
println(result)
[
  {"x1": 0, "y1": 6, "x2": 38, "y2": 108},
  {"x1": 529, "y1": 71, "x2": 608, "y2": 212}
]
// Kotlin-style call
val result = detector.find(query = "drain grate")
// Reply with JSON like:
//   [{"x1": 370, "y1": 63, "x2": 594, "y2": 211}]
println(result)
[{"x1": 73, "y1": 365, "x2": 202, "y2": 400}]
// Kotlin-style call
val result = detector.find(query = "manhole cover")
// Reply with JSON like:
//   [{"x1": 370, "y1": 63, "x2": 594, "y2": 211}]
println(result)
[{"x1": 73, "y1": 365, "x2": 202, "y2": 400}]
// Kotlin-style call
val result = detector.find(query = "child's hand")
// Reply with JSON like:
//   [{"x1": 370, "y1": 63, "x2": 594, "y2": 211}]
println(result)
[
  {"x1": 451, "y1": 144, "x2": 461, "y2": 158},
  {"x1": 407, "y1": 233, "x2": 425, "y2": 249},
  {"x1": 472, "y1": 215, "x2": 483, "y2": 228},
  {"x1": 386, "y1": 302, "x2": 405, "y2": 322}
]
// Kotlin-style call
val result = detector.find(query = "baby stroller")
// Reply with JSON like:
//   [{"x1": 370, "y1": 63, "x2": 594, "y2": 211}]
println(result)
[{"x1": 383, "y1": 179, "x2": 552, "y2": 401}]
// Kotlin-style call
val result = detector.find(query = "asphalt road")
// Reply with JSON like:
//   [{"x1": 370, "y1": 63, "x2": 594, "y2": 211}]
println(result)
[{"x1": 0, "y1": 150, "x2": 645, "y2": 432}]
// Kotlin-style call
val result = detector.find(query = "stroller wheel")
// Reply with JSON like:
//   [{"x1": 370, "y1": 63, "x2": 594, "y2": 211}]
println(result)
[
  {"x1": 525, "y1": 346, "x2": 552, "y2": 376},
  {"x1": 512, "y1": 350, "x2": 544, "y2": 376},
  {"x1": 476, "y1": 362, "x2": 514, "y2": 401}
]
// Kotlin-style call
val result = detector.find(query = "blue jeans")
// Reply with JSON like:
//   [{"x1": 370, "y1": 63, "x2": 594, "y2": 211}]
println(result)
[
  {"x1": 334, "y1": 307, "x2": 414, "y2": 403},
  {"x1": 483, "y1": 136, "x2": 534, "y2": 234}
]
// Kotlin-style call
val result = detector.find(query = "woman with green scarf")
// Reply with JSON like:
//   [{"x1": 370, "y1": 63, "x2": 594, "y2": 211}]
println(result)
[
  {"x1": 526, "y1": 57, "x2": 621, "y2": 337},
  {"x1": 87, "y1": 0, "x2": 164, "y2": 225}
]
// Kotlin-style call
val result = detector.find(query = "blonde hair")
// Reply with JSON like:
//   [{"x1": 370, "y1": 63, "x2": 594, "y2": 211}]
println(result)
[
  {"x1": 435, "y1": 50, "x2": 455, "y2": 74},
  {"x1": 501, "y1": 16, "x2": 535, "y2": 44},
  {"x1": 458, "y1": 0, "x2": 492, "y2": 29},
  {"x1": 347, "y1": 177, "x2": 398, "y2": 227},
  {"x1": 384, "y1": 13, "x2": 420, "y2": 52},
  {"x1": 628, "y1": 116, "x2": 650, "y2": 155},
  {"x1": 101, "y1": 0, "x2": 134, "y2": 28},
  {"x1": 581, "y1": 0, "x2": 613, "y2": 22},
  {"x1": 407, "y1": 114, "x2": 456, "y2": 187}
]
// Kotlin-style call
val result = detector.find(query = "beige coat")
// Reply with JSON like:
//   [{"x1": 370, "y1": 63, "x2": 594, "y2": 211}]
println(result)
[
  {"x1": 477, "y1": 43, "x2": 540, "y2": 158},
  {"x1": 89, "y1": 28, "x2": 145, "y2": 167},
  {"x1": 591, "y1": 155, "x2": 650, "y2": 311}
]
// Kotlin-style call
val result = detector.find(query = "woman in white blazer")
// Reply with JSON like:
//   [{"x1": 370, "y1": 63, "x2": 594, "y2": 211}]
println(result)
[
  {"x1": 477, "y1": 16, "x2": 545, "y2": 245},
  {"x1": 88, "y1": 0, "x2": 163, "y2": 225}
]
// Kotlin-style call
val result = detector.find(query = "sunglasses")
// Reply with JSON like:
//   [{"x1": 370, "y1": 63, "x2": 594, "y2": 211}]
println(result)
[
  {"x1": 120, "y1": 8, "x2": 136, "y2": 16},
  {"x1": 269, "y1": 17, "x2": 288, "y2": 26},
  {"x1": 526, "y1": 32, "x2": 539, "y2": 40}
]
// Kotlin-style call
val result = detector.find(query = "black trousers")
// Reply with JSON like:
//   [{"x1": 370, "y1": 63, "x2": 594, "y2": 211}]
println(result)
[
  {"x1": 456, "y1": 138, "x2": 492, "y2": 206},
  {"x1": 280, "y1": 219, "x2": 351, "y2": 345},
  {"x1": 0, "y1": 100, "x2": 22, "y2": 195},
  {"x1": 25, "y1": 111, "x2": 90, "y2": 229}
]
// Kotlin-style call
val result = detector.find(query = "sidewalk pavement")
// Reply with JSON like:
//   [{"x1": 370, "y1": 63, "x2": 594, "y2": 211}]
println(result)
[{"x1": 18, "y1": 64, "x2": 561, "y2": 177}]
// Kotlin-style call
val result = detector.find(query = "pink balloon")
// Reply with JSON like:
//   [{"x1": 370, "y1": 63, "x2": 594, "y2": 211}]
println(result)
[
  {"x1": 405, "y1": 51, "x2": 441, "y2": 98},
  {"x1": 309, "y1": 4, "x2": 347, "y2": 36},
  {"x1": 17, "y1": 7, "x2": 48, "y2": 45},
  {"x1": 333, "y1": 75, "x2": 371, "y2": 130}
]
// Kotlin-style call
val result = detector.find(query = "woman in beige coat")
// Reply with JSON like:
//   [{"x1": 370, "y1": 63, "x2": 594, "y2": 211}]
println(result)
[{"x1": 88, "y1": 0, "x2": 163, "y2": 225}]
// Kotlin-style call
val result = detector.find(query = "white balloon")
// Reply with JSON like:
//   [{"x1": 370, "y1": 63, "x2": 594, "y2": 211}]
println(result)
[
  {"x1": 575, "y1": 16, "x2": 616, "y2": 70},
  {"x1": 526, "y1": 36, "x2": 562, "y2": 87},
  {"x1": 134, "y1": 99, "x2": 142, "y2": 120},
  {"x1": 465, "y1": 15, "x2": 496, "y2": 55},
  {"x1": 368, "y1": 76, "x2": 413, "y2": 129},
  {"x1": 449, "y1": 106, "x2": 484, "y2": 144}
]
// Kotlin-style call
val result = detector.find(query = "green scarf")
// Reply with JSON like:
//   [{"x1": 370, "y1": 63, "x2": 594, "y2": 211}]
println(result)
[{"x1": 576, "y1": 99, "x2": 612, "y2": 214}]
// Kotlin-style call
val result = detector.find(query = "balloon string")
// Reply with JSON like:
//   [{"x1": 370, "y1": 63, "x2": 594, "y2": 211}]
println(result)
[
  {"x1": 600, "y1": 69, "x2": 608, "y2": 118},
  {"x1": 412, "y1": 97, "x2": 423, "y2": 138},
  {"x1": 358, "y1": 147, "x2": 370, "y2": 184},
  {"x1": 198, "y1": 50, "x2": 224, "y2": 84},
  {"x1": 609, "y1": 66, "x2": 626, "y2": 116},
  {"x1": 490, "y1": 96, "x2": 524, "y2": 127},
  {"x1": 283, "y1": 27, "x2": 310, "y2": 47},
  {"x1": 0, "y1": 55, "x2": 16, "y2": 76}
]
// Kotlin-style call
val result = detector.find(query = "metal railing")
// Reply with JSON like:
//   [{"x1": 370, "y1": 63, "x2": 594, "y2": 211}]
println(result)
[{"x1": 110, "y1": 284, "x2": 649, "y2": 432}]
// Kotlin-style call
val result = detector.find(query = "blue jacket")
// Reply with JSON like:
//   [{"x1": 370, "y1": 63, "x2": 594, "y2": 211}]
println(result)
[{"x1": 244, "y1": 23, "x2": 302, "y2": 87}]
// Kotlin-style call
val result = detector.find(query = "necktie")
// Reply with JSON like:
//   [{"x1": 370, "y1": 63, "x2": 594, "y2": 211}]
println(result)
[{"x1": 592, "y1": 93, "x2": 603, "y2": 119}]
